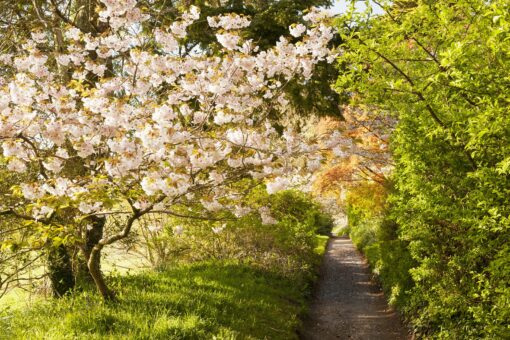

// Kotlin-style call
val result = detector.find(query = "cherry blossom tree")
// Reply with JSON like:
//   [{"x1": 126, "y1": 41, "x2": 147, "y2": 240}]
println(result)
[{"x1": 0, "y1": 2, "x2": 337, "y2": 299}]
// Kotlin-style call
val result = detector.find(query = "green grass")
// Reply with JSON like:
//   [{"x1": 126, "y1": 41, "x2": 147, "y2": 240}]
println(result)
[
  {"x1": 314, "y1": 235, "x2": 329, "y2": 256},
  {"x1": 331, "y1": 225, "x2": 348, "y2": 236},
  {"x1": 0, "y1": 260, "x2": 311, "y2": 340}
]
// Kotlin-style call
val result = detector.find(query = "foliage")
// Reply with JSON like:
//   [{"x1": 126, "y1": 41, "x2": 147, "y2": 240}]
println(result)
[
  {"x1": 345, "y1": 183, "x2": 415, "y2": 309},
  {"x1": 312, "y1": 105, "x2": 395, "y2": 230},
  {"x1": 0, "y1": 260, "x2": 311, "y2": 339},
  {"x1": 1, "y1": 183, "x2": 332, "y2": 338},
  {"x1": 315, "y1": 107, "x2": 394, "y2": 195},
  {"x1": 314, "y1": 235, "x2": 329, "y2": 256},
  {"x1": 0, "y1": 160, "x2": 51, "y2": 298},
  {"x1": 137, "y1": 187, "x2": 333, "y2": 280},
  {"x1": 336, "y1": 0, "x2": 510, "y2": 337},
  {"x1": 0, "y1": 0, "x2": 337, "y2": 298}
]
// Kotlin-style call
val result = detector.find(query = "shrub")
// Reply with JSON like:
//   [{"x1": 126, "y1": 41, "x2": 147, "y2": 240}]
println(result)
[{"x1": 137, "y1": 188, "x2": 332, "y2": 281}]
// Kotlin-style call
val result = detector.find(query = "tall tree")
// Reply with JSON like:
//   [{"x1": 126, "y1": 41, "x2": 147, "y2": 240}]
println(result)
[
  {"x1": 0, "y1": 2, "x2": 336, "y2": 300},
  {"x1": 0, "y1": 0, "x2": 339, "y2": 298}
]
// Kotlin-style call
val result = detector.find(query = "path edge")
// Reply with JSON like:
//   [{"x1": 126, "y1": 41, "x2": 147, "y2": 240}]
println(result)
[{"x1": 296, "y1": 235, "x2": 338, "y2": 338}]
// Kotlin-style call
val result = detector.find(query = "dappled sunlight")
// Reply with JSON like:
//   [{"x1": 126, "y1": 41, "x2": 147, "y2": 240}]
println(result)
[{"x1": 302, "y1": 237, "x2": 409, "y2": 339}]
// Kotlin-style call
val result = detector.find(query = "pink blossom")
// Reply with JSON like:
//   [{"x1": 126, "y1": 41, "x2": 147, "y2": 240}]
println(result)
[
  {"x1": 65, "y1": 27, "x2": 82, "y2": 40},
  {"x1": 266, "y1": 177, "x2": 290, "y2": 195},
  {"x1": 259, "y1": 207, "x2": 277, "y2": 225},
  {"x1": 0, "y1": 5, "x2": 338, "y2": 237},
  {"x1": 173, "y1": 225, "x2": 184, "y2": 235},
  {"x1": 21, "y1": 183, "x2": 44, "y2": 200},
  {"x1": 212, "y1": 224, "x2": 226, "y2": 234},
  {"x1": 7, "y1": 159, "x2": 27, "y2": 173}
]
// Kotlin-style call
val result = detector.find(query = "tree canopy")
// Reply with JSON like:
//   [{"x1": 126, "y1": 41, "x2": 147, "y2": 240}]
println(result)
[{"x1": 0, "y1": 1, "x2": 338, "y2": 299}]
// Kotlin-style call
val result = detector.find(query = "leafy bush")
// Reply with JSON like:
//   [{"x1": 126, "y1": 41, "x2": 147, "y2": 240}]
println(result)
[
  {"x1": 345, "y1": 183, "x2": 415, "y2": 311},
  {"x1": 136, "y1": 186, "x2": 333, "y2": 282},
  {"x1": 336, "y1": 0, "x2": 510, "y2": 337},
  {"x1": 1, "y1": 182, "x2": 333, "y2": 339}
]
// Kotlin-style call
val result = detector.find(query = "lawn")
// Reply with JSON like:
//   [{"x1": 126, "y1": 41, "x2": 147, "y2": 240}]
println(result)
[{"x1": 0, "y1": 260, "x2": 313, "y2": 339}]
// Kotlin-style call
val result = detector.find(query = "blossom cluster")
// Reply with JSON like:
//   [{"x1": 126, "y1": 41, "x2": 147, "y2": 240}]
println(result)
[{"x1": 0, "y1": 3, "x2": 336, "y2": 226}]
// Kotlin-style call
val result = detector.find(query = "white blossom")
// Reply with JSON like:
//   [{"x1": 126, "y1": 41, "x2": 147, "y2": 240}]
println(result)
[
  {"x1": 78, "y1": 201, "x2": 102, "y2": 214},
  {"x1": 65, "y1": 27, "x2": 82, "y2": 40},
  {"x1": 216, "y1": 33, "x2": 241, "y2": 50},
  {"x1": 0, "y1": 5, "x2": 337, "y2": 249},
  {"x1": 266, "y1": 177, "x2": 290, "y2": 195},
  {"x1": 289, "y1": 24, "x2": 307, "y2": 38},
  {"x1": 7, "y1": 158, "x2": 27, "y2": 173},
  {"x1": 207, "y1": 14, "x2": 250, "y2": 29},
  {"x1": 43, "y1": 158, "x2": 64, "y2": 173},
  {"x1": 212, "y1": 224, "x2": 226, "y2": 234},
  {"x1": 234, "y1": 205, "x2": 252, "y2": 218},
  {"x1": 32, "y1": 206, "x2": 54, "y2": 220},
  {"x1": 21, "y1": 183, "x2": 44, "y2": 200},
  {"x1": 148, "y1": 225, "x2": 163, "y2": 233},
  {"x1": 173, "y1": 225, "x2": 184, "y2": 235}
]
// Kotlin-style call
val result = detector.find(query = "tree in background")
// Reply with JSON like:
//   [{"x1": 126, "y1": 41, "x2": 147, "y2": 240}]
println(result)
[{"x1": 315, "y1": 106, "x2": 394, "y2": 192}]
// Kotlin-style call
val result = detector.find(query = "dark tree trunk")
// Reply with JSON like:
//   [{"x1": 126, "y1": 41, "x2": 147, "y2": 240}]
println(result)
[
  {"x1": 75, "y1": 215, "x2": 106, "y2": 284},
  {"x1": 79, "y1": 215, "x2": 115, "y2": 300},
  {"x1": 47, "y1": 244, "x2": 75, "y2": 297},
  {"x1": 85, "y1": 216, "x2": 106, "y2": 254},
  {"x1": 88, "y1": 246, "x2": 115, "y2": 300}
]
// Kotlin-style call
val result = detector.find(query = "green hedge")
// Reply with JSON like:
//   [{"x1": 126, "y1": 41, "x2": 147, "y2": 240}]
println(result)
[{"x1": 337, "y1": 0, "x2": 510, "y2": 337}]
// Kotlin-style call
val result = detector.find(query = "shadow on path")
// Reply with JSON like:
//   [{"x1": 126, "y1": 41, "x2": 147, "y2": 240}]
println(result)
[{"x1": 301, "y1": 237, "x2": 410, "y2": 340}]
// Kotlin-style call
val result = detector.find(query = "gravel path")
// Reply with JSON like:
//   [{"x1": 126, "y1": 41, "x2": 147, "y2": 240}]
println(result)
[{"x1": 301, "y1": 237, "x2": 410, "y2": 340}]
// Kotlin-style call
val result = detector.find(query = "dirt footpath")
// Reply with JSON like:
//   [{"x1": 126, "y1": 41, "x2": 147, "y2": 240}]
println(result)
[{"x1": 301, "y1": 237, "x2": 410, "y2": 340}]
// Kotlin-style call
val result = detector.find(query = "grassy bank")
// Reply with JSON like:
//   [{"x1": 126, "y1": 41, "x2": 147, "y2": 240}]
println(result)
[
  {"x1": 1, "y1": 260, "x2": 316, "y2": 340},
  {"x1": 1, "y1": 189, "x2": 333, "y2": 339},
  {"x1": 1, "y1": 234, "x2": 332, "y2": 340}
]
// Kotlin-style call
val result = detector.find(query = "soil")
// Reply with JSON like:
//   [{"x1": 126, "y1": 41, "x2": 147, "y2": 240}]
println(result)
[{"x1": 300, "y1": 236, "x2": 410, "y2": 340}]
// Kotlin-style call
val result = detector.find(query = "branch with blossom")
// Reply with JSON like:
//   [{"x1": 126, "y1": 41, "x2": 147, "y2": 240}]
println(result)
[{"x1": 0, "y1": 2, "x2": 338, "y2": 298}]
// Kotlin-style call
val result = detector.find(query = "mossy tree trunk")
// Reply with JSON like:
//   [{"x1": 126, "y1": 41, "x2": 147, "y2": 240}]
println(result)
[{"x1": 47, "y1": 244, "x2": 75, "y2": 297}]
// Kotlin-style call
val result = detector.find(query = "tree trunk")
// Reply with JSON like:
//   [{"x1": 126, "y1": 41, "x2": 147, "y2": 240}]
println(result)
[
  {"x1": 47, "y1": 244, "x2": 75, "y2": 297},
  {"x1": 76, "y1": 215, "x2": 106, "y2": 285},
  {"x1": 79, "y1": 215, "x2": 114, "y2": 300},
  {"x1": 87, "y1": 245, "x2": 115, "y2": 300}
]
